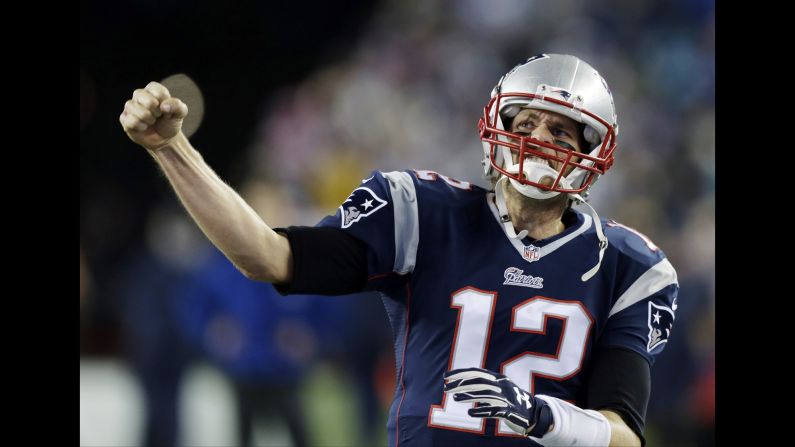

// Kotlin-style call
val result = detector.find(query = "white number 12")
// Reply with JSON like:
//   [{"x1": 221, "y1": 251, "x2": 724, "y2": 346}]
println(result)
[{"x1": 428, "y1": 287, "x2": 593, "y2": 435}]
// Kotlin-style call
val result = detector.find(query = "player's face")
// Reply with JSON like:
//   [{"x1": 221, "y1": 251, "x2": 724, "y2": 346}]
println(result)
[{"x1": 508, "y1": 108, "x2": 583, "y2": 181}]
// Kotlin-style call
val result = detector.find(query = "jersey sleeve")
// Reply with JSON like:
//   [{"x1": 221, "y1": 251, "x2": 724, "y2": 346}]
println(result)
[
  {"x1": 316, "y1": 170, "x2": 420, "y2": 291},
  {"x1": 597, "y1": 223, "x2": 679, "y2": 367}
]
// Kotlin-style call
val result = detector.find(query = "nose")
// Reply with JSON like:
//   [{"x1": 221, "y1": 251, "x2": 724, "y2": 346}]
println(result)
[
  {"x1": 529, "y1": 124, "x2": 556, "y2": 157},
  {"x1": 530, "y1": 124, "x2": 553, "y2": 144}
]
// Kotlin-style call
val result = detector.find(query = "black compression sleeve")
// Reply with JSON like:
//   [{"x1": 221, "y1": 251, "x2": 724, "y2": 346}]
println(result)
[
  {"x1": 272, "y1": 226, "x2": 368, "y2": 295},
  {"x1": 586, "y1": 347, "x2": 651, "y2": 446}
]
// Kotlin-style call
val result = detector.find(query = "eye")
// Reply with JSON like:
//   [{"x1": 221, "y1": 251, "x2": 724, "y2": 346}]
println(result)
[
  {"x1": 551, "y1": 127, "x2": 571, "y2": 138},
  {"x1": 518, "y1": 120, "x2": 535, "y2": 130}
]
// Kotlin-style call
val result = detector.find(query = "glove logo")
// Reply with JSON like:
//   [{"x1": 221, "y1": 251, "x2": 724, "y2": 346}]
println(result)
[
  {"x1": 514, "y1": 386, "x2": 532, "y2": 409},
  {"x1": 340, "y1": 187, "x2": 388, "y2": 228},
  {"x1": 647, "y1": 301, "x2": 675, "y2": 352}
]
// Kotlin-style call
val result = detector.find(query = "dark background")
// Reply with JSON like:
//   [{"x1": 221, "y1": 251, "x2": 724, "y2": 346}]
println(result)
[{"x1": 81, "y1": 0, "x2": 379, "y2": 327}]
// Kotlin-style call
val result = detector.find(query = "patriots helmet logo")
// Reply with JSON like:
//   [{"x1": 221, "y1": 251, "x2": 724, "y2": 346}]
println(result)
[
  {"x1": 550, "y1": 88, "x2": 572, "y2": 101},
  {"x1": 340, "y1": 186, "x2": 388, "y2": 228},
  {"x1": 647, "y1": 301, "x2": 675, "y2": 352}
]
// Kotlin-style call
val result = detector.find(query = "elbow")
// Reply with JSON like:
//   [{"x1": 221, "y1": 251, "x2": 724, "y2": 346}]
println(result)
[
  {"x1": 239, "y1": 267, "x2": 261, "y2": 281},
  {"x1": 236, "y1": 264, "x2": 272, "y2": 282},
  {"x1": 230, "y1": 233, "x2": 293, "y2": 283},
  {"x1": 236, "y1": 260, "x2": 289, "y2": 284}
]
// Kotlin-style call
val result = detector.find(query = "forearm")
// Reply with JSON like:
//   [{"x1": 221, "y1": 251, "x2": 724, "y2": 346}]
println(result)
[
  {"x1": 530, "y1": 405, "x2": 639, "y2": 447},
  {"x1": 149, "y1": 132, "x2": 292, "y2": 282},
  {"x1": 599, "y1": 410, "x2": 641, "y2": 447},
  {"x1": 529, "y1": 396, "x2": 629, "y2": 447}
]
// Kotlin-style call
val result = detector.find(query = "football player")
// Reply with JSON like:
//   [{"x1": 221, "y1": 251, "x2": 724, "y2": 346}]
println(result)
[{"x1": 121, "y1": 53, "x2": 678, "y2": 447}]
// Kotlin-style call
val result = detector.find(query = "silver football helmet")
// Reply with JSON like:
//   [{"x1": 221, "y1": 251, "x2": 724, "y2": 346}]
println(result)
[{"x1": 479, "y1": 54, "x2": 619, "y2": 200}]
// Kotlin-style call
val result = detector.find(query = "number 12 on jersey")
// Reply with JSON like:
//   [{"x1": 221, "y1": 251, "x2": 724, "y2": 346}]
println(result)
[{"x1": 429, "y1": 286, "x2": 593, "y2": 435}]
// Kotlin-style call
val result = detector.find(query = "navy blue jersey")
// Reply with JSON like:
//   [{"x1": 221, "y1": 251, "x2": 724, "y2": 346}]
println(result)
[{"x1": 315, "y1": 170, "x2": 678, "y2": 447}]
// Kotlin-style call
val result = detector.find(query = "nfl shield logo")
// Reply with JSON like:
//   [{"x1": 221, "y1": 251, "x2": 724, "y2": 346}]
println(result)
[{"x1": 522, "y1": 245, "x2": 540, "y2": 262}]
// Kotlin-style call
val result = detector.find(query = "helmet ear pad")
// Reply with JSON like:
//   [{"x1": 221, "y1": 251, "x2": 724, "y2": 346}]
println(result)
[
  {"x1": 500, "y1": 104, "x2": 523, "y2": 122},
  {"x1": 583, "y1": 126, "x2": 600, "y2": 149},
  {"x1": 577, "y1": 123, "x2": 591, "y2": 152}
]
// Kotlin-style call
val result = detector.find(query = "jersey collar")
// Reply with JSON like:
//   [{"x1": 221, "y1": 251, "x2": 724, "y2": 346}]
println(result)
[{"x1": 486, "y1": 193, "x2": 592, "y2": 262}]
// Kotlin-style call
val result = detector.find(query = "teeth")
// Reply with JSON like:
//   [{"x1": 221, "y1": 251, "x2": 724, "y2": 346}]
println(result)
[{"x1": 525, "y1": 156, "x2": 548, "y2": 167}]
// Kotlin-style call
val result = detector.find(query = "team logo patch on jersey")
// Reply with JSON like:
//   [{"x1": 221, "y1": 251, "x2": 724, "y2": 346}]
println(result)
[
  {"x1": 503, "y1": 267, "x2": 544, "y2": 288},
  {"x1": 340, "y1": 186, "x2": 388, "y2": 228},
  {"x1": 647, "y1": 301, "x2": 675, "y2": 352},
  {"x1": 522, "y1": 245, "x2": 541, "y2": 263}
]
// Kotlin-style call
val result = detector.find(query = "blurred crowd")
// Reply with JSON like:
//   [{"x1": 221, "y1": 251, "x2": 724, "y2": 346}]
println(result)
[{"x1": 81, "y1": 0, "x2": 714, "y2": 445}]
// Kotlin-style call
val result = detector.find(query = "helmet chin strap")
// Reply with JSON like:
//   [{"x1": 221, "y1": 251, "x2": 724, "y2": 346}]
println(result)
[
  {"x1": 495, "y1": 176, "x2": 609, "y2": 282},
  {"x1": 570, "y1": 193, "x2": 608, "y2": 282},
  {"x1": 494, "y1": 177, "x2": 528, "y2": 240},
  {"x1": 508, "y1": 177, "x2": 560, "y2": 200},
  {"x1": 503, "y1": 153, "x2": 564, "y2": 200}
]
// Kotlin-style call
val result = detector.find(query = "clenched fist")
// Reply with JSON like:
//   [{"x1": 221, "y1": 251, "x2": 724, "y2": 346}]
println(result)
[{"x1": 119, "y1": 81, "x2": 189, "y2": 151}]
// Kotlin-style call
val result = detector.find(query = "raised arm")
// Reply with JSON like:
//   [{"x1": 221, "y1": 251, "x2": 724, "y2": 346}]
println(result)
[{"x1": 119, "y1": 81, "x2": 292, "y2": 283}]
